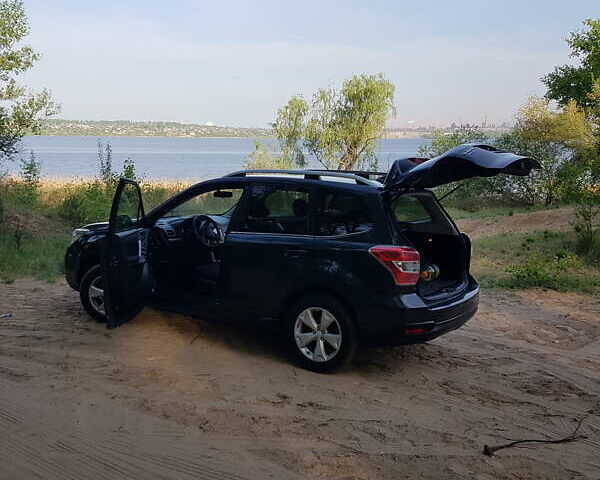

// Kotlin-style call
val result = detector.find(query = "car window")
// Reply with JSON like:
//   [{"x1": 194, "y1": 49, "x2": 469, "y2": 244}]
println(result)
[
  {"x1": 162, "y1": 188, "x2": 244, "y2": 218},
  {"x1": 391, "y1": 195, "x2": 432, "y2": 223},
  {"x1": 316, "y1": 192, "x2": 374, "y2": 236},
  {"x1": 237, "y1": 184, "x2": 309, "y2": 235},
  {"x1": 113, "y1": 182, "x2": 144, "y2": 232}
]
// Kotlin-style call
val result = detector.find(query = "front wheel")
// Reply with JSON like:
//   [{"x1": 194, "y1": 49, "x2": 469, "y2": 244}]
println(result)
[
  {"x1": 284, "y1": 294, "x2": 357, "y2": 373},
  {"x1": 80, "y1": 265, "x2": 107, "y2": 323}
]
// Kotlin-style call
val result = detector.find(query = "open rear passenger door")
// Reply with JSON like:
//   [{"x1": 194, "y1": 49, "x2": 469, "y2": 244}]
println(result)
[{"x1": 101, "y1": 178, "x2": 154, "y2": 329}]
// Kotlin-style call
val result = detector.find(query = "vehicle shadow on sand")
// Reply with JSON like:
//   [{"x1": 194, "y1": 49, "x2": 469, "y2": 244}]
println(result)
[{"x1": 134, "y1": 307, "x2": 439, "y2": 375}]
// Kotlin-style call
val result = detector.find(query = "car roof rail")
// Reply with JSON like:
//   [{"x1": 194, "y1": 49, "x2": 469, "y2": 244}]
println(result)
[
  {"x1": 223, "y1": 169, "x2": 382, "y2": 186},
  {"x1": 307, "y1": 169, "x2": 386, "y2": 180}
]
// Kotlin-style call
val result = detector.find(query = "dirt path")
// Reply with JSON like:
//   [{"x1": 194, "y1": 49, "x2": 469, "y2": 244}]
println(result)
[
  {"x1": 1, "y1": 279, "x2": 599, "y2": 479},
  {"x1": 456, "y1": 207, "x2": 574, "y2": 239}
]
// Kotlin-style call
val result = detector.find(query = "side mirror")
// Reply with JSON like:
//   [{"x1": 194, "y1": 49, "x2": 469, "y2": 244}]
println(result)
[{"x1": 214, "y1": 190, "x2": 233, "y2": 198}]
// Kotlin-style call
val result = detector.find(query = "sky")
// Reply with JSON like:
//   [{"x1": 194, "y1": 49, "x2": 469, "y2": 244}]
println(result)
[{"x1": 20, "y1": 0, "x2": 600, "y2": 128}]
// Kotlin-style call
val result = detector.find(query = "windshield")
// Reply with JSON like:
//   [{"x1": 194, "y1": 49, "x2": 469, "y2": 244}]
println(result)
[{"x1": 162, "y1": 189, "x2": 244, "y2": 218}]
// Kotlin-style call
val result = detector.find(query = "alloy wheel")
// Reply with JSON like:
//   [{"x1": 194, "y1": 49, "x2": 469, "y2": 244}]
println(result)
[
  {"x1": 294, "y1": 307, "x2": 342, "y2": 362},
  {"x1": 88, "y1": 276, "x2": 105, "y2": 316}
]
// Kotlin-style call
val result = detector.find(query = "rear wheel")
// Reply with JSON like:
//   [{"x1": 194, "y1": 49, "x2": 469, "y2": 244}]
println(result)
[
  {"x1": 284, "y1": 294, "x2": 357, "y2": 373},
  {"x1": 80, "y1": 265, "x2": 107, "y2": 323}
]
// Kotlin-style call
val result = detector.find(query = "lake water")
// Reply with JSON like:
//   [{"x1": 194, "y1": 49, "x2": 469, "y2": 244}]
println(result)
[{"x1": 10, "y1": 136, "x2": 431, "y2": 180}]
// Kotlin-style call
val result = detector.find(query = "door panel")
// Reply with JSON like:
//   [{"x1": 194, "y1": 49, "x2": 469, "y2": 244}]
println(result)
[
  {"x1": 221, "y1": 183, "x2": 314, "y2": 318},
  {"x1": 223, "y1": 233, "x2": 312, "y2": 317},
  {"x1": 102, "y1": 178, "x2": 152, "y2": 329}
]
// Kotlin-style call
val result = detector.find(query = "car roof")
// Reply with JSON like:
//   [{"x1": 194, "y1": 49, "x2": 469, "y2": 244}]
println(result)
[{"x1": 222, "y1": 169, "x2": 384, "y2": 191}]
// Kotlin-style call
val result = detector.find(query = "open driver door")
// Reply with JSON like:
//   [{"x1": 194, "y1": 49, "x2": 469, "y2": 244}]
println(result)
[{"x1": 101, "y1": 178, "x2": 154, "y2": 329}]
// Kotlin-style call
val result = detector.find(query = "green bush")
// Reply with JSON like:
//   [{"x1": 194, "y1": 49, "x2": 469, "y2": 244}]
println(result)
[
  {"x1": 572, "y1": 192, "x2": 599, "y2": 255},
  {"x1": 54, "y1": 181, "x2": 113, "y2": 225},
  {"x1": 499, "y1": 250, "x2": 600, "y2": 292},
  {"x1": 46, "y1": 179, "x2": 184, "y2": 226},
  {"x1": 473, "y1": 230, "x2": 599, "y2": 294},
  {"x1": 0, "y1": 175, "x2": 190, "y2": 282}
]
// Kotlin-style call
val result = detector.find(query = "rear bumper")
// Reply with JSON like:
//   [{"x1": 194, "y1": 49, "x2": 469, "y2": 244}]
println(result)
[{"x1": 358, "y1": 279, "x2": 479, "y2": 346}]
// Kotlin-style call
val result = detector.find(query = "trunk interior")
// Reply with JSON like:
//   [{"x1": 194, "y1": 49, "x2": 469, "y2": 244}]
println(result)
[
  {"x1": 388, "y1": 191, "x2": 468, "y2": 301},
  {"x1": 403, "y1": 231, "x2": 467, "y2": 299}
]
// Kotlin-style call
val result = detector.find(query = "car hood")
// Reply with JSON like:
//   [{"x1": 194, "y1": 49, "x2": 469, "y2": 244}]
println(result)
[
  {"x1": 383, "y1": 144, "x2": 540, "y2": 191},
  {"x1": 80, "y1": 222, "x2": 109, "y2": 234}
]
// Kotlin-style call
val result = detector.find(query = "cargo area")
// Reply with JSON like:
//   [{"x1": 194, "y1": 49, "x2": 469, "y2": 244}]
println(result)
[{"x1": 388, "y1": 191, "x2": 468, "y2": 300}]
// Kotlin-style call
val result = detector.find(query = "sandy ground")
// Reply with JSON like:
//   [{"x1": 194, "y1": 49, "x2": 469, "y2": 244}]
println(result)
[{"x1": 1, "y1": 277, "x2": 599, "y2": 480}]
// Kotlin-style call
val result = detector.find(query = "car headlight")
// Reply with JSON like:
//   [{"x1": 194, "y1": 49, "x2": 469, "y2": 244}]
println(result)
[{"x1": 71, "y1": 228, "x2": 91, "y2": 243}]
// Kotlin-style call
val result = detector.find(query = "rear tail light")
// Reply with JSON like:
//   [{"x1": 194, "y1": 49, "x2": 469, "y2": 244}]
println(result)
[
  {"x1": 369, "y1": 245, "x2": 420, "y2": 286},
  {"x1": 405, "y1": 327, "x2": 428, "y2": 335}
]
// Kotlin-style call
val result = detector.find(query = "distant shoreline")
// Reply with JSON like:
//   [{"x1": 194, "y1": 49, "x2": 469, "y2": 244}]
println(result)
[
  {"x1": 26, "y1": 133, "x2": 431, "y2": 140},
  {"x1": 25, "y1": 134, "x2": 277, "y2": 140},
  {"x1": 37, "y1": 119, "x2": 274, "y2": 138},
  {"x1": 35, "y1": 119, "x2": 431, "y2": 139}
]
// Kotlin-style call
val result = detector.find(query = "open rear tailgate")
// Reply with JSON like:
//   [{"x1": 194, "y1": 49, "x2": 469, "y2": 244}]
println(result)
[{"x1": 383, "y1": 144, "x2": 540, "y2": 191}]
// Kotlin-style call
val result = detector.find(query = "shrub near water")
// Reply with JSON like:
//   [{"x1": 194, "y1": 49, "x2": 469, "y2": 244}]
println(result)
[
  {"x1": 52, "y1": 180, "x2": 113, "y2": 225},
  {"x1": 38, "y1": 178, "x2": 189, "y2": 226}
]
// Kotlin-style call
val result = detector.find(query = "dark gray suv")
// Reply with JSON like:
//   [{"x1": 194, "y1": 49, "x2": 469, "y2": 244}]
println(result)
[{"x1": 65, "y1": 144, "x2": 539, "y2": 372}]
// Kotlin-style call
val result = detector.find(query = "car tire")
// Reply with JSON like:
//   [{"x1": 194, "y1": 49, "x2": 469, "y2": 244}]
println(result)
[
  {"x1": 80, "y1": 265, "x2": 107, "y2": 323},
  {"x1": 284, "y1": 294, "x2": 357, "y2": 373}
]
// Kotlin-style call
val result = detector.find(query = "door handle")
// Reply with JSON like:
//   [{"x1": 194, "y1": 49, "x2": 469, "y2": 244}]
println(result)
[{"x1": 284, "y1": 248, "x2": 308, "y2": 258}]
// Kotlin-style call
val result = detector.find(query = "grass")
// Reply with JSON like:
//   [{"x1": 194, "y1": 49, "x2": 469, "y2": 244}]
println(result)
[
  {"x1": 0, "y1": 229, "x2": 71, "y2": 283},
  {"x1": 0, "y1": 178, "x2": 185, "y2": 282},
  {"x1": 471, "y1": 230, "x2": 600, "y2": 295},
  {"x1": 444, "y1": 203, "x2": 564, "y2": 220}
]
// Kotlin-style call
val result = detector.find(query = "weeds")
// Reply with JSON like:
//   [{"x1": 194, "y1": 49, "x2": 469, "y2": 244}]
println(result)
[
  {"x1": 572, "y1": 192, "x2": 599, "y2": 255},
  {"x1": 0, "y1": 176, "x2": 188, "y2": 281},
  {"x1": 0, "y1": 229, "x2": 70, "y2": 282},
  {"x1": 505, "y1": 252, "x2": 584, "y2": 291},
  {"x1": 472, "y1": 230, "x2": 600, "y2": 294},
  {"x1": 444, "y1": 204, "x2": 557, "y2": 220}
]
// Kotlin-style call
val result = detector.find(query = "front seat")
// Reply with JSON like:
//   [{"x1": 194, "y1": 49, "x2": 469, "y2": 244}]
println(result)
[
  {"x1": 292, "y1": 198, "x2": 307, "y2": 217},
  {"x1": 286, "y1": 198, "x2": 308, "y2": 234}
]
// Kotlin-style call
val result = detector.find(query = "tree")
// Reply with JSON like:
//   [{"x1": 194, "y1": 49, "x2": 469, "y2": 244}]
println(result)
[
  {"x1": 0, "y1": 0, "x2": 58, "y2": 169},
  {"x1": 542, "y1": 19, "x2": 600, "y2": 108},
  {"x1": 305, "y1": 74, "x2": 395, "y2": 170},
  {"x1": 244, "y1": 140, "x2": 294, "y2": 170},
  {"x1": 20, "y1": 149, "x2": 40, "y2": 182},
  {"x1": 542, "y1": 19, "x2": 600, "y2": 253},
  {"x1": 15, "y1": 149, "x2": 41, "y2": 205},
  {"x1": 495, "y1": 96, "x2": 592, "y2": 205},
  {"x1": 272, "y1": 96, "x2": 308, "y2": 168},
  {"x1": 416, "y1": 125, "x2": 494, "y2": 203},
  {"x1": 247, "y1": 74, "x2": 395, "y2": 171},
  {"x1": 565, "y1": 81, "x2": 600, "y2": 254},
  {"x1": 97, "y1": 139, "x2": 113, "y2": 182},
  {"x1": 417, "y1": 124, "x2": 489, "y2": 158}
]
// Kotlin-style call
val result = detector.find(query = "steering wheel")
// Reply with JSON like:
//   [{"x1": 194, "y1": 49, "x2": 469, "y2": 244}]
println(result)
[{"x1": 192, "y1": 215, "x2": 225, "y2": 248}]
